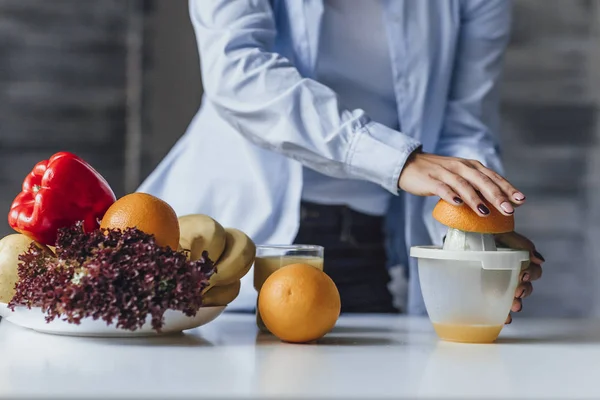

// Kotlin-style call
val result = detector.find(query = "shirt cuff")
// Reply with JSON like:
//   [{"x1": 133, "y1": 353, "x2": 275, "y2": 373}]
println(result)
[{"x1": 346, "y1": 121, "x2": 422, "y2": 195}]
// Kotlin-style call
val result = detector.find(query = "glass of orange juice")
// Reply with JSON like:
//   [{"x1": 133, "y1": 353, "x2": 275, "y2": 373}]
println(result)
[{"x1": 254, "y1": 244, "x2": 324, "y2": 332}]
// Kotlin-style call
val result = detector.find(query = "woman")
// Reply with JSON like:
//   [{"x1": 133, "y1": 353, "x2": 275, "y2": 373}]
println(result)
[{"x1": 139, "y1": 0, "x2": 544, "y2": 320}]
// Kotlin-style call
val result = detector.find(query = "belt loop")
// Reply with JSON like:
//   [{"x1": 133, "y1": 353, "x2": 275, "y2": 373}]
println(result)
[
  {"x1": 300, "y1": 204, "x2": 307, "y2": 221},
  {"x1": 340, "y1": 207, "x2": 357, "y2": 245},
  {"x1": 300, "y1": 202, "x2": 320, "y2": 221}
]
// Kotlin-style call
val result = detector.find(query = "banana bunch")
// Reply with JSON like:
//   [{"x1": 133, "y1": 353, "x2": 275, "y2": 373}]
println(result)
[{"x1": 178, "y1": 214, "x2": 255, "y2": 307}]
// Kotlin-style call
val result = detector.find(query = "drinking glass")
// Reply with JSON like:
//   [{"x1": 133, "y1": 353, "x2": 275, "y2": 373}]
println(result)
[{"x1": 254, "y1": 244, "x2": 324, "y2": 332}]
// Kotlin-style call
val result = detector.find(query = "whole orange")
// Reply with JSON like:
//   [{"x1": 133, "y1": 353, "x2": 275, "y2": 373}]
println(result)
[
  {"x1": 258, "y1": 263, "x2": 341, "y2": 343},
  {"x1": 99, "y1": 192, "x2": 180, "y2": 250}
]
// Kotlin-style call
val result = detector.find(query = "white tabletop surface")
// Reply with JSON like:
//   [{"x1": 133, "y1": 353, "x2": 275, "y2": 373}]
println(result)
[{"x1": 0, "y1": 312, "x2": 597, "y2": 399}]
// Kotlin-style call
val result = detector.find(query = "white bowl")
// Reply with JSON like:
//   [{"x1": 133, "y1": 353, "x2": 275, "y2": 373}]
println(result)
[
  {"x1": 410, "y1": 246, "x2": 529, "y2": 343},
  {"x1": 0, "y1": 303, "x2": 226, "y2": 337}
]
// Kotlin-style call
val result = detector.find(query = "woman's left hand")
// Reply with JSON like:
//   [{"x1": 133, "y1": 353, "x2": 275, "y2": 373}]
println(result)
[{"x1": 494, "y1": 231, "x2": 545, "y2": 324}]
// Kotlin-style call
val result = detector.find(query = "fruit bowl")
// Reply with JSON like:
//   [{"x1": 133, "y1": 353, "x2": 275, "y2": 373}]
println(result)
[
  {"x1": 0, "y1": 152, "x2": 254, "y2": 339},
  {"x1": 0, "y1": 302, "x2": 226, "y2": 337}
]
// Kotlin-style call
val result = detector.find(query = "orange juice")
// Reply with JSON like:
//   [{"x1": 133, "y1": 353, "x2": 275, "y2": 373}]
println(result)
[
  {"x1": 254, "y1": 255, "x2": 324, "y2": 290},
  {"x1": 432, "y1": 323, "x2": 503, "y2": 344}
]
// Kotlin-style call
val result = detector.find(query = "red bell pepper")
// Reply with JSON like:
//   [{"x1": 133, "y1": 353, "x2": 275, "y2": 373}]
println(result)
[{"x1": 8, "y1": 152, "x2": 116, "y2": 246}]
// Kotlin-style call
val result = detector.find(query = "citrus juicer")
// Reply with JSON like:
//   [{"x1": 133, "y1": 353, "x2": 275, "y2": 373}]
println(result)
[
  {"x1": 442, "y1": 228, "x2": 497, "y2": 251},
  {"x1": 410, "y1": 200, "x2": 529, "y2": 343}
]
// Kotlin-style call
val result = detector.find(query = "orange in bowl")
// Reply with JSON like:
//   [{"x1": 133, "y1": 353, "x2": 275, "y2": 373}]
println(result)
[
  {"x1": 100, "y1": 192, "x2": 180, "y2": 250},
  {"x1": 258, "y1": 263, "x2": 341, "y2": 343}
]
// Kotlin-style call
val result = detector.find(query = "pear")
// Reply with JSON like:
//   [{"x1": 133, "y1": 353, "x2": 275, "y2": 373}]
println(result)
[{"x1": 0, "y1": 234, "x2": 52, "y2": 303}]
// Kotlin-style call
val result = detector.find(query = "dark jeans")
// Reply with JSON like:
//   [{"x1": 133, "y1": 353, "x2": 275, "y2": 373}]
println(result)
[{"x1": 293, "y1": 201, "x2": 399, "y2": 314}]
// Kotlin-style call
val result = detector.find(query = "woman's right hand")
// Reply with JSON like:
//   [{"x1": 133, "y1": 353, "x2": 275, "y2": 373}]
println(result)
[{"x1": 398, "y1": 151, "x2": 526, "y2": 216}]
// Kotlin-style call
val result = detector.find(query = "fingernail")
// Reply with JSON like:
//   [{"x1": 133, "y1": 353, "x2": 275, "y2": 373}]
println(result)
[
  {"x1": 522, "y1": 272, "x2": 530, "y2": 282},
  {"x1": 519, "y1": 288, "x2": 527, "y2": 298},
  {"x1": 500, "y1": 202, "x2": 514, "y2": 214},
  {"x1": 477, "y1": 204, "x2": 490, "y2": 215},
  {"x1": 453, "y1": 197, "x2": 463, "y2": 204},
  {"x1": 533, "y1": 251, "x2": 545, "y2": 262},
  {"x1": 514, "y1": 192, "x2": 526, "y2": 201}
]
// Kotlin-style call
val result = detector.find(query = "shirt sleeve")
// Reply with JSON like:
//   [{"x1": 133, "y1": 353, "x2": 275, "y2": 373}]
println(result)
[
  {"x1": 435, "y1": 0, "x2": 513, "y2": 175},
  {"x1": 188, "y1": 0, "x2": 422, "y2": 195}
]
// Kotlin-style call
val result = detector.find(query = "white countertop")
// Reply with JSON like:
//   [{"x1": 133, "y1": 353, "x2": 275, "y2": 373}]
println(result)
[{"x1": 0, "y1": 313, "x2": 597, "y2": 399}]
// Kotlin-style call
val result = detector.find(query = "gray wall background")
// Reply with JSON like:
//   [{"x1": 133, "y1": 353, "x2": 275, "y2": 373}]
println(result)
[{"x1": 0, "y1": 0, "x2": 596, "y2": 318}]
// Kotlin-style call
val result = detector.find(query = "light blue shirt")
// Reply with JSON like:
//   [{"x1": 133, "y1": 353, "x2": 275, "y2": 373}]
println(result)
[
  {"x1": 301, "y1": 0, "x2": 398, "y2": 216},
  {"x1": 138, "y1": 0, "x2": 511, "y2": 315}
]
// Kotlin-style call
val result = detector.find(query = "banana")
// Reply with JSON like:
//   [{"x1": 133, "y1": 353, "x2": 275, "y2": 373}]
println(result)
[
  {"x1": 202, "y1": 280, "x2": 241, "y2": 306},
  {"x1": 208, "y1": 228, "x2": 255, "y2": 288},
  {"x1": 0, "y1": 234, "x2": 52, "y2": 303},
  {"x1": 178, "y1": 214, "x2": 227, "y2": 264}
]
